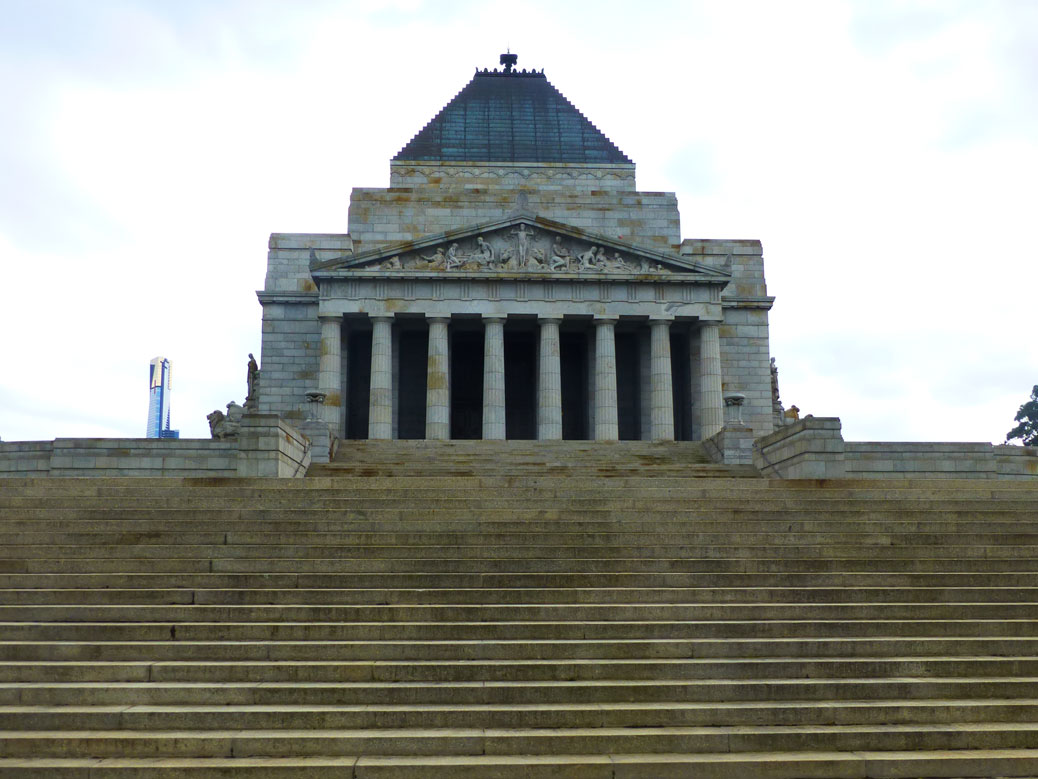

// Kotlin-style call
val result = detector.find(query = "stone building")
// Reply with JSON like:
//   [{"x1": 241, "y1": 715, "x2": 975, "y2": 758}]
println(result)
[{"x1": 258, "y1": 57, "x2": 775, "y2": 444}]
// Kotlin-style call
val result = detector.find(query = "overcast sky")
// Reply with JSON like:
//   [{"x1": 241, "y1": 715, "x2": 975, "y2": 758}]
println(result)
[{"x1": 1, "y1": 0, "x2": 1035, "y2": 443}]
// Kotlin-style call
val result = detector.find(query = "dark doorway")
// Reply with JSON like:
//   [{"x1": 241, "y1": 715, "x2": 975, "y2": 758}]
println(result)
[
  {"x1": 450, "y1": 330, "x2": 484, "y2": 439},
  {"x1": 671, "y1": 330, "x2": 692, "y2": 441},
  {"x1": 560, "y1": 331, "x2": 589, "y2": 440},
  {"x1": 504, "y1": 330, "x2": 537, "y2": 439},
  {"x1": 345, "y1": 329, "x2": 372, "y2": 439},
  {"x1": 397, "y1": 329, "x2": 428, "y2": 440},
  {"x1": 615, "y1": 331, "x2": 641, "y2": 441}
]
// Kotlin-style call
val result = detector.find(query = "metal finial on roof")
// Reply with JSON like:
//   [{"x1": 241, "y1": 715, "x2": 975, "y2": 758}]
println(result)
[{"x1": 500, "y1": 51, "x2": 518, "y2": 73}]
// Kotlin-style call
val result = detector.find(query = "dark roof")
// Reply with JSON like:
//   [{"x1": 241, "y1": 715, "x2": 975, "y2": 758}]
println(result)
[{"x1": 394, "y1": 69, "x2": 632, "y2": 165}]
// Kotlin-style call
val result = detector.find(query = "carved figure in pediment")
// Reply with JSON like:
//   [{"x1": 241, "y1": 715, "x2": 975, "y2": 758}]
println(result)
[
  {"x1": 474, "y1": 236, "x2": 495, "y2": 265},
  {"x1": 528, "y1": 247, "x2": 547, "y2": 270},
  {"x1": 578, "y1": 246, "x2": 601, "y2": 271},
  {"x1": 549, "y1": 237, "x2": 571, "y2": 271},
  {"x1": 510, "y1": 224, "x2": 533, "y2": 266},
  {"x1": 378, "y1": 255, "x2": 402, "y2": 270},
  {"x1": 420, "y1": 247, "x2": 448, "y2": 269},
  {"x1": 445, "y1": 243, "x2": 463, "y2": 270},
  {"x1": 605, "y1": 252, "x2": 630, "y2": 272}
]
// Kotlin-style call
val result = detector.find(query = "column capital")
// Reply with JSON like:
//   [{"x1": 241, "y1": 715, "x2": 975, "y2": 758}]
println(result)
[
  {"x1": 537, "y1": 315, "x2": 564, "y2": 324},
  {"x1": 370, "y1": 314, "x2": 395, "y2": 324},
  {"x1": 593, "y1": 316, "x2": 619, "y2": 325},
  {"x1": 649, "y1": 317, "x2": 674, "y2": 327},
  {"x1": 318, "y1": 313, "x2": 343, "y2": 323},
  {"x1": 481, "y1": 315, "x2": 507, "y2": 325},
  {"x1": 426, "y1": 316, "x2": 452, "y2": 325}
]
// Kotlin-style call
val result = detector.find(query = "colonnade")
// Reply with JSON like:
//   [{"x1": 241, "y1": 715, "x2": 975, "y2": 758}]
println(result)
[{"x1": 317, "y1": 314, "x2": 725, "y2": 442}]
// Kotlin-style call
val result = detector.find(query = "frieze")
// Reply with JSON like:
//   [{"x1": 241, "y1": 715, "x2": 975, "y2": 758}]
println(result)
[{"x1": 353, "y1": 225, "x2": 675, "y2": 276}]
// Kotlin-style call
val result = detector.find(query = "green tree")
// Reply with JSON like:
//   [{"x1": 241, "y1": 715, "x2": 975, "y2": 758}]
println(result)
[{"x1": 1006, "y1": 385, "x2": 1038, "y2": 446}]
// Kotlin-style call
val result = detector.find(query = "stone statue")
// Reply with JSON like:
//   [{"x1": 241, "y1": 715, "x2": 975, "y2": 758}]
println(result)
[
  {"x1": 245, "y1": 353, "x2": 259, "y2": 410},
  {"x1": 379, "y1": 255, "x2": 402, "y2": 270},
  {"x1": 770, "y1": 357, "x2": 781, "y2": 406},
  {"x1": 510, "y1": 224, "x2": 533, "y2": 266},
  {"x1": 578, "y1": 246, "x2": 600, "y2": 271},
  {"x1": 549, "y1": 237, "x2": 571, "y2": 271},
  {"x1": 445, "y1": 243, "x2": 463, "y2": 270},
  {"x1": 208, "y1": 401, "x2": 245, "y2": 440},
  {"x1": 474, "y1": 236, "x2": 494, "y2": 265},
  {"x1": 420, "y1": 247, "x2": 447, "y2": 269}
]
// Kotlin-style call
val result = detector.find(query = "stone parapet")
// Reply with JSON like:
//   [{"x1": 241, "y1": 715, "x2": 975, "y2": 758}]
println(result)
[
  {"x1": 847, "y1": 441, "x2": 1038, "y2": 480},
  {"x1": 754, "y1": 417, "x2": 846, "y2": 479},
  {"x1": 0, "y1": 439, "x2": 238, "y2": 478}
]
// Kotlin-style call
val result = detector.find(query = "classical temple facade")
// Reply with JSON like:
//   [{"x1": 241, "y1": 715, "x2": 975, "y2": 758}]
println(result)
[{"x1": 257, "y1": 58, "x2": 776, "y2": 444}]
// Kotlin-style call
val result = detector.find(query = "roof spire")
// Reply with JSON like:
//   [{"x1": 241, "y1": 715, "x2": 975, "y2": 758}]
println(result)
[{"x1": 500, "y1": 50, "x2": 518, "y2": 74}]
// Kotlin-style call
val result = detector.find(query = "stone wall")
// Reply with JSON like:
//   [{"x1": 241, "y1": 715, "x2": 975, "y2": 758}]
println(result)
[
  {"x1": 755, "y1": 418, "x2": 1038, "y2": 480},
  {"x1": 348, "y1": 182, "x2": 680, "y2": 254},
  {"x1": 0, "y1": 439, "x2": 238, "y2": 478},
  {"x1": 683, "y1": 239, "x2": 774, "y2": 441},
  {"x1": 846, "y1": 442, "x2": 1038, "y2": 480}
]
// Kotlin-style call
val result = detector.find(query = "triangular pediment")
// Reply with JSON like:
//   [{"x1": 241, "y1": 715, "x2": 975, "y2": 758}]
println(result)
[{"x1": 310, "y1": 213, "x2": 732, "y2": 282}]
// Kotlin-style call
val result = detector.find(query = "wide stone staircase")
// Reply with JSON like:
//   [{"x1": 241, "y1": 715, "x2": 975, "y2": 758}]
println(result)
[{"x1": 0, "y1": 440, "x2": 1037, "y2": 776}]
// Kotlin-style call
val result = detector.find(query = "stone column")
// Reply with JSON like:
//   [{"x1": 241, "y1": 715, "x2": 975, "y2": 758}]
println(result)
[
  {"x1": 649, "y1": 319, "x2": 675, "y2": 441},
  {"x1": 317, "y1": 314, "x2": 343, "y2": 438},
  {"x1": 593, "y1": 318, "x2": 619, "y2": 441},
  {"x1": 368, "y1": 315, "x2": 394, "y2": 440},
  {"x1": 699, "y1": 321, "x2": 724, "y2": 439},
  {"x1": 482, "y1": 317, "x2": 506, "y2": 440},
  {"x1": 537, "y1": 316, "x2": 563, "y2": 440},
  {"x1": 425, "y1": 317, "x2": 451, "y2": 440}
]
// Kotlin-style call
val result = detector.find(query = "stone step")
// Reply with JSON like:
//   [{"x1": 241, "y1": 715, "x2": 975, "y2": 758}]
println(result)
[
  {"x1": 1, "y1": 750, "x2": 1037, "y2": 779},
  {"x1": 5, "y1": 571, "x2": 1038, "y2": 589},
  {"x1": 3, "y1": 602, "x2": 1036, "y2": 623},
  {"x1": 3, "y1": 698, "x2": 1038, "y2": 730},
  {"x1": 5, "y1": 544, "x2": 1037, "y2": 562},
  {"x1": 2, "y1": 656, "x2": 1037, "y2": 683},
  {"x1": 5, "y1": 637, "x2": 1038, "y2": 661},
  {"x1": 3, "y1": 585, "x2": 1038, "y2": 606},
  {"x1": 11, "y1": 556, "x2": 1038, "y2": 574},
  {"x1": 6, "y1": 619, "x2": 1038, "y2": 641},
  {"x1": 5, "y1": 722, "x2": 1038, "y2": 758},
  {"x1": 9, "y1": 677, "x2": 1038, "y2": 706}
]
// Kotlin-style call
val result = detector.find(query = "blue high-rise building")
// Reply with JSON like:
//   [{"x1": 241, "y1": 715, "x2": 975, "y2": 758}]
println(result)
[{"x1": 146, "y1": 357, "x2": 179, "y2": 439}]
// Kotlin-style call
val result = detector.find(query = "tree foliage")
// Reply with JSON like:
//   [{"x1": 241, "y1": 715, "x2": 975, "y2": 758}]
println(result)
[{"x1": 1006, "y1": 385, "x2": 1038, "y2": 447}]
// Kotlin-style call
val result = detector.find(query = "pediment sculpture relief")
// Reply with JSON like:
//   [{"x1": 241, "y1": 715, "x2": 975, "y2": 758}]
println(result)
[{"x1": 358, "y1": 225, "x2": 675, "y2": 274}]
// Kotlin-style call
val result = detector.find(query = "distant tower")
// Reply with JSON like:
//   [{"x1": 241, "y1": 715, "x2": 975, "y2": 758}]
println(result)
[{"x1": 146, "y1": 357, "x2": 179, "y2": 439}]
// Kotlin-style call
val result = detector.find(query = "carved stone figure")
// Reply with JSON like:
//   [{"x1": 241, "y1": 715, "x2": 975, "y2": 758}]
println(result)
[
  {"x1": 510, "y1": 224, "x2": 533, "y2": 266},
  {"x1": 578, "y1": 246, "x2": 600, "y2": 271},
  {"x1": 420, "y1": 247, "x2": 447, "y2": 269},
  {"x1": 474, "y1": 236, "x2": 494, "y2": 265},
  {"x1": 379, "y1": 255, "x2": 402, "y2": 270},
  {"x1": 445, "y1": 243, "x2": 463, "y2": 270},
  {"x1": 245, "y1": 353, "x2": 259, "y2": 410},
  {"x1": 549, "y1": 237, "x2": 571, "y2": 271},
  {"x1": 770, "y1": 357, "x2": 781, "y2": 406},
  {"x1": 208, "y1": 401, "x2": 245, "y2": 440},
  {"x1": 528, "y1": 247, "x2": 547, "y2": 269}
]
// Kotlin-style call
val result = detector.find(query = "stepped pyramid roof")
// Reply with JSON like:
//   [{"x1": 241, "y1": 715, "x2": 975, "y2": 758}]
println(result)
[{"x1": 394, "y1": 61, "x2": 632, "y2": 165}]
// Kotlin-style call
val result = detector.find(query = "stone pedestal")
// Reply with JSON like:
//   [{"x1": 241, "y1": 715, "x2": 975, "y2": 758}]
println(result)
[{"x1": 754, "y1": 416, "x2": 846, "y2": 479}]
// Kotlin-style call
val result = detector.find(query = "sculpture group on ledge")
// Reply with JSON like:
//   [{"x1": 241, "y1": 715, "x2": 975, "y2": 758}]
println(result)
[
  {"x1": 365, "y1": 226, "x2": 674, "y2": 275},
  {"x1": 207, "y1": 354, "x2": 259, "y2": 440}
]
